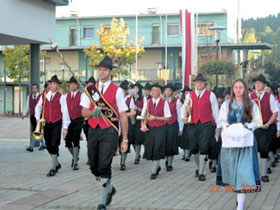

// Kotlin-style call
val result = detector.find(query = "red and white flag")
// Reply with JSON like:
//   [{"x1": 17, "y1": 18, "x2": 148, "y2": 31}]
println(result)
[{"x1": 180, "y1": 9, "x2": 197, "y2": 88}]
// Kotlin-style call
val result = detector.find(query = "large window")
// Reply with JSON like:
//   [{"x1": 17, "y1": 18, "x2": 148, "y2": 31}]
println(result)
[
  {"x1": 167, "y1": 24, "x2": 179, "y2": 37},
  {"x1": 69, "y1": 27, "x2": 76, "y2": 46},
  {"x1": 197, "y1": 23, "x2": 215, "y2": 35},
  {"x1": 152, "y1": 25, "x2": 160, "y2": 45},
  {"x1": 84, "y1": 27, "x2": 94, "y2": 39}
]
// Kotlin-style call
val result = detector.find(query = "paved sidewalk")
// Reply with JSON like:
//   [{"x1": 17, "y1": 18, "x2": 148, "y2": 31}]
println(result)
[{"x1": 0, "y1": 118, "x2": 280, "y2": 210}]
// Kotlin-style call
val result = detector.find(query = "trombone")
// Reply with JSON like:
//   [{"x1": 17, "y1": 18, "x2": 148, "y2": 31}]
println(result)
[{"x1": 32, "y1": 91, "x2": 46, "y2": 141}]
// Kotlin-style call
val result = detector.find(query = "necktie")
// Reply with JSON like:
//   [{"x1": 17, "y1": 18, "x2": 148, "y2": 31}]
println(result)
[
  {"x1": 72, "y1": 93, "x2": 74, "y2": 100},
  {"x1": 101, "y1": 84, "x2": 105, "y2": 94},
  {"x1": 154, "y1": 102, "x2": 156, "y2": 107},
  {"x1": 33, "y1": 95, "x2": 36, "y2": 101},
  {"x1": 50, "y1": 94, "x2": 53, "y2": 101},
  {"x1": 257, "y1": 94, "x2": 261, "y2": 100},
  {"x1": 198, "y1": 93, "x2": 201, "y2": 99}
]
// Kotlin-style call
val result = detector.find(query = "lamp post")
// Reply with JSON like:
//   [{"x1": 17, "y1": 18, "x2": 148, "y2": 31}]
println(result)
[{"x1": 208, "y1": 26, "x2": 226, "y2": 87}]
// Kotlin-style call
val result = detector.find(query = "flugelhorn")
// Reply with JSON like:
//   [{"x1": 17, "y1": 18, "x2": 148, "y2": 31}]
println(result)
[
  {"x1": 32, "y1": 91, "x2": 46, "y2": 141},
  {"x1": 253, "y1": 98, "x2": 263, "y2": 127},
  {"x1": 184, "y1": 94, "x2": 192, "y2": 123}
]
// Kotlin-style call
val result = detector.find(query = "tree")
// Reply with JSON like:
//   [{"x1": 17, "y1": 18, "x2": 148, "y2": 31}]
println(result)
[
  {"x1": 3, "y1": 45, "x2": 46, "y2": 114},
  {"x1": 84, "y1": 17, "x2": 145, "y2": 77}
]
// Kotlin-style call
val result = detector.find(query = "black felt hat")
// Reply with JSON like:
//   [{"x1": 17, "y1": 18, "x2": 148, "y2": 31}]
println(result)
[
  {"x1": 252, "y1": 74, "x2": 267, "y2": 84},
  {"x1": 120, "y1": 80, "x2": 129, "y2": 90},
  {"x1": 67, "y1": 76, "x2": 78, "y2": 84},
  {"x1": 48, "y1": 75, "x2": 62, "y2": 84},
  {"x1": 144, "y1": 82, "x2": 151, "y2": 90},
  {"x1": 182, "y1": 86, "x2": 191, "y2": 92},
  {"x1": 151, "y1": 83, "x2": 162, "y2": 90},
  {"x1": 86, "y1": 76, "x2": 96, "y2": 84},
  {"x1": 164, "y1": 83, "x2": 175, "y2": 91},
  {"x1": 193, "y1": 73, "x2": 207, "y2": 82},
  {"x1": 132, "y1": 81, "x2": 143, "y2": 89},
  {"x1": 95, "y1": 56, "x2": 116, "y2": 70},
  {"x1": 223, "y1": 87, "x2": 231, "y2": 95}
]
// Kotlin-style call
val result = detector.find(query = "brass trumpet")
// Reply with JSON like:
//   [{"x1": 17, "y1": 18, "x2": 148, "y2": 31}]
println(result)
[
  {"x1": 253, "y1": 98, "x2": 263, "y2": 126},
  {"x1": 32, "y1": 91, "x2": 46, "y2": 141},
  {"x1": 184, "y1": 94, "x2": 192, "y2": 123},
  {"x1": 141, "y1": 102, "x2": 149, "y2": 132}
]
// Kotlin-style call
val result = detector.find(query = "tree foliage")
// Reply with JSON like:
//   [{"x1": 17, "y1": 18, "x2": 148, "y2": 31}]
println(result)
[{"x1": 84, "y1": 17, "x2": 145, "y2": 76}]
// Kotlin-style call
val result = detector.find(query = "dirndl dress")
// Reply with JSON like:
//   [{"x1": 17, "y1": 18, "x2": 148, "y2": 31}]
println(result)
[{"x1": 216, "y1": 101, "x2": 261, "y2": 193}]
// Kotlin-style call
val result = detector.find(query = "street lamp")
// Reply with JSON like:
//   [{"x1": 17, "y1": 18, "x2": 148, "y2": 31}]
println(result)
[{"x1": 208, "y1": 26, "x2": 226, "y2": 87}]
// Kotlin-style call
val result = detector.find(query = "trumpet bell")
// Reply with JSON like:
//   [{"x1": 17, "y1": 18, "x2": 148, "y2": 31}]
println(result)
[{"x1": 32, "y1": 132, "x2": 44, "y2": 141}]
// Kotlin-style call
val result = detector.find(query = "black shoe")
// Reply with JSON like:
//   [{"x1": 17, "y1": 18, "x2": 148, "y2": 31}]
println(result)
[
  {"x1": 198, "y1": 174, "x2": 206, "y2": 181},
  {"x1": 71, "y1": 159, "x2": 74, "y2": 167},
  {"x1": 47, "y1": 169, "x2": 56, "y2": 177},
  {"x1": 156, "y1": 166, "x2": 161, "y2": 175},
  {"x1": 134, "y1": 159, "x2": 139, "y2": 164},
  {"x1": 166, "y1": 166, "x2": 173, "y2": 172},
  {"x1": 165, "y1": 160, "x2": 168, "y2": 168},
  {"x1": 210, "y1": 166, "x2": 216, "y2": 173},
  {"x1": 73, "y1": 163, "x2": 79, "y2": 171},
  {"x1": 38, "y1": 146, "x2": 46, "y2": 150},
  {"x1": 26, "y1": 147, "x2": 33, "y2": 152},
  {"x1": 185, "y1": 157, "x2": 190, "y2": 162},
  {"x1": 195, "y1": 170, "x2": 199, "y2": 177},
  {"x1": 271, "y1": 161, "x2": 276, "y2": 167},
  {"x1": 120, "y1": 164, "x2": 126, "y2": 171},
  {"x1": 209, "y1": 161, "x2": 212, "y2": 170},
  {"x1": 55, "y1": 163, "x2": 61, "y2": 172},
  {"x1": 261, "y1": 175, "x2": 269, "y2": 182},
  {"x1": 97, "y1": 204, "x2": 106, "y2": 210},
  {"x1": 267, "y1": 167, "x2": 272, "y2": 174},
  {"x1": 150, "y1": 173, "x2": 157, "y2": 180},
  {"x1": 106, "y1": 187, "x2": 116, "y2": 206}
]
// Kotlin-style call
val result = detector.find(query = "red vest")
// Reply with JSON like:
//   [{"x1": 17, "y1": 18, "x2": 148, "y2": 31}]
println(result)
[
  {"x1": 135, "y1": 95, "x2": 144, "y2": 115},
  {"x1": 166, "y1": 98, "x2": 178, "y2": 125},
  {"x1": 277, "y1": 96, "x2": 280, "y2": 103},
  {"x1": 148, "y1": 98, "x2": 165, "y2": 127},
  {"x1": 88, "y1": 82, "x2": 119, "y2": 130},
  {"x1": 66, "y1": 91, "x2": 82, "y2": 120},
  {"x1": 126, "y1": 96, "x2": 132, "y2": 113},
  {"x1": 29, "y1": 93, "x2": 40, "y2": 116},
  {"x1": 191, "y1": 90, "x2": 213, "y2": 124},
  {"x1": 251, "y1": 91, "x2": 275, "y2": 124},
  {"x1": 44, "y1": 92, "x2": 62, "y2": 123}
]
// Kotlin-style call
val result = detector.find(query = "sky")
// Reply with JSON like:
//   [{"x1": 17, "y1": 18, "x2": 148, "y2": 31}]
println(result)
[{"x1": 56, "y1": 0, "x2": 280, "y2": 19}]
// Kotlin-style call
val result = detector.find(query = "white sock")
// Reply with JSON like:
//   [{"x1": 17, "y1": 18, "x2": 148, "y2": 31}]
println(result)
[
  {"x1": 134, "y1": 145, "x2": 141, "y2": 160},
  {"x1": 212, "y1": 159, "x2": 217, "y2": 167},
  {"x1": 51, "y1": 154, "x2": 59, "y2": 170},
  {"x1": 260, "y1": 158, "x2": 268, "y2": 176},
  {"x1": 152, "y1": 160, "x2": 160, "y2": 174},
  {"x1": 100, "y1": 178, "x2": 109, "y2": 205},
  {"x1": 199, "y1": 154, "x2": 207, "y2": 175},
  {"x1": 184, "y1": 149, "x2": 190, "y2": 158},
  {"x1": 167, "y1": 156, "x2": 174, "y2": 166},
  {"x1": 194, "y1": 154, "x2": 199, "y2": 170},
  {"x1": 237, "y1": 193, "x2": 246, "y2": 210},
  {"x1": 73, "y1": 147, "x2": 79, "y2": 164}
]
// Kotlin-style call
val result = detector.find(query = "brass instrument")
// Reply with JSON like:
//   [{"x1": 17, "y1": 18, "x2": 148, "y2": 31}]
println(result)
[
  {"x1": 253, "y1": 98, "x2": 263, "y2": 126},
  {"x1": 184, "y1": 94, "x2": 192, "y2": 123},
  {"x1": 130, "y1": 110, "x2": 136, "y2": 125},
  {"x1": 32, "y1": 91, "x2": 46, "y2": 141},
  {"x1": 141, "y1": 101, "x2": 149, "y2": 132}
]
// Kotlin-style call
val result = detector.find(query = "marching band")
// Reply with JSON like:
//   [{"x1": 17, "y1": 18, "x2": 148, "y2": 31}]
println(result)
[{"x1": 22, "y1": 54, "x2": 280, "y2": 210}]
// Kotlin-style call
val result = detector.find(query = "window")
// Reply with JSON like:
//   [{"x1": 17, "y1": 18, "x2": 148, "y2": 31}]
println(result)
[
  {"x1": 70, "y1": 27, "x2": 77, "y2": 46},
  {"x1": 84, "y1": 27, "x2": 94, "y2": 39},
  {"x1": 197, "y1": 23, "x2": 215, "y2": 35},
  {"x1": 152, "y1": 25, "x2": 160, "y2": 45},
  {"x1": 167, "y1": 24, "x2": 179, "y2": 37}
]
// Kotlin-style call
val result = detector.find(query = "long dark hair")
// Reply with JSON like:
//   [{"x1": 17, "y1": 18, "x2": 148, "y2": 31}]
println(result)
[{"x1": 228, "y1": 79, "x2": 253, "y2": 123}]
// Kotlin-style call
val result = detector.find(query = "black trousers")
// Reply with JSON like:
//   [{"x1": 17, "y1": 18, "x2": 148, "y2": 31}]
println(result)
[
  {"x1": 254, "y1": 124, "x2": 277, "y2": 158},
  {"x1": 44, "y1": 120, "x2": 62, "y2": 155},
  {"x1": 83, "y1": 119, "x2": 89, "y2": 141},
  {"x1": 208, "y1": 125, "x2": 221, "y2": 160},
  {"x1": 30, "y1": 115, "x2": 37, "y2": 132},
  {"x1": 88, "y1": 126, "x2": 118, "y2": 178},
  {"x1": 65, "y1": 117, "x2": 83, "y2": 148},
  {"x1": 188, "y1": 121, "x2": 213, "y2": 155}
]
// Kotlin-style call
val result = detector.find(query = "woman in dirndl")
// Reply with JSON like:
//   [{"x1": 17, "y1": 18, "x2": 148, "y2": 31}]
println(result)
[{"x1": 217, "y1": 79, "x2": 261, "y2": 210}]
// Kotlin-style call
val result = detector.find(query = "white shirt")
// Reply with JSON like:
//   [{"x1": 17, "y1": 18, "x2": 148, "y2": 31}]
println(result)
[
  {"x1": 125, "y1": 96, "x2": 136, "y2": 110},
  {"x1": 22, "y1": 92, "x2": 40, "y2": 116},
  {"x1": 166, "y1": 98, "x2": 184, "y2": 131},
  {"x1": 80, "y1": 80, "x2": 128, "y2": 113},
  {"x1": 140, "y1": 97, "x2": 171, "y2": 118},
  {"x1": 35, "y1": 91, "x2": 69, "y2": 129},
  {"x1": 181, "y1": 89, "x2": 220, "y2": 125},
  {"x1": 218, "y1": 100, "x2": 261, "y2": 131},
  {"x1": 252, "y1": 90, "x2": 279, "y2": 114}
]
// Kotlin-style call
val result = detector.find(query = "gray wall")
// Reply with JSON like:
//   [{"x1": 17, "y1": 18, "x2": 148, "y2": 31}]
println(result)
[{"x1": 0, "y1": 0, "x2": 56, "y2": 44}]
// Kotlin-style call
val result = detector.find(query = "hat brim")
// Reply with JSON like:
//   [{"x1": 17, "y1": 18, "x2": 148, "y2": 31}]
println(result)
[
  {"x1": 193, "y1": 78, "x2": 207, "y2": 82},
  {"x1": 252, "y1": 78, "x2": 266, "y2": 83},
  {"x1": 48, "y1": 80, "x2": 62, "y2": 84},
  {"x1": 94, "y1": 64, "x2": 117, "y2": 69}
]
